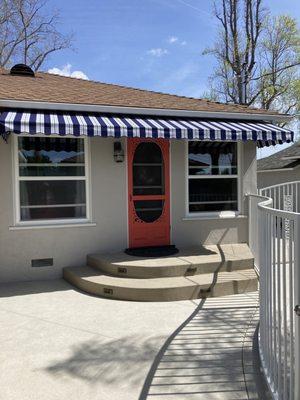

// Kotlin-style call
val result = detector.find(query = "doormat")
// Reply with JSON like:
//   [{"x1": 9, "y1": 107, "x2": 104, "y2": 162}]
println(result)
[{"x1": 125, "y1": 245, "x2": 179, "y2": 258}]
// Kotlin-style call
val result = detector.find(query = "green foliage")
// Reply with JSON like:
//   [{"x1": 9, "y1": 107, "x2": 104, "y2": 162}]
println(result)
[{"x1": 205, "y1": 1, "x2": 300, "y2": 118}]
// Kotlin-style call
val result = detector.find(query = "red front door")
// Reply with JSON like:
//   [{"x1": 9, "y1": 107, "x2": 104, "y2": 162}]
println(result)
[{"x1": 127, "y1": 138, "x2": 170, "y2": 248}]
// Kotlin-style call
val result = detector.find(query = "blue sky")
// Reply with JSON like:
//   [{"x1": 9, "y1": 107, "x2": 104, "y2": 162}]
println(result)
[{"x1": 44, "y1": 0, "x2": 300, "y2": 158}]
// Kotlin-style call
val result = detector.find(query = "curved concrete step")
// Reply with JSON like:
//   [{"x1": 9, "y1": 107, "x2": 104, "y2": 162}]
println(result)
[
  {"x1": 63, "y1": 266, "x2": 258, "y2": 302},
  {"x1": 87, "y1": 244, "x2": 254, "y2": 279}
]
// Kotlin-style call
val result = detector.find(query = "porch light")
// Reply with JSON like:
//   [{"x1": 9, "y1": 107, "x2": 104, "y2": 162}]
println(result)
[{"x1": 113, "y1": 141, "x2": 124, "y2": 163}]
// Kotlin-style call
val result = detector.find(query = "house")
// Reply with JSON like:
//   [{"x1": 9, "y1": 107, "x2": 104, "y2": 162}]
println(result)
[
  {"x1": 0, "y1": 64, "x2": 294, "y2": 299},
  {"x1": 258, "y1": 141, "x2": 300, "y2": 188}
]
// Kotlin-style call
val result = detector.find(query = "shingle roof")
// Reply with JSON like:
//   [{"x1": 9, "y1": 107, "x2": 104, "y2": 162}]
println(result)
[
  {"x1": 0, "y1": 68, "x2": 285, "y2": 117},
  {"x1": 258, "y1": 142, "x2": 300, "y2": 171}
]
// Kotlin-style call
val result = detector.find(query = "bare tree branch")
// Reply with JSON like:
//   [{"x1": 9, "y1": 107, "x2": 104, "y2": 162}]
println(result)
[
  {"x1": 0, "y1": 0, "x2": 72, "y2": 70},
  {"x1": 250, "y1": 63, "x2": 300, "y2": 81},
  {"x1": 203, "y1": 1, "x2": 300, "y2": 119}
]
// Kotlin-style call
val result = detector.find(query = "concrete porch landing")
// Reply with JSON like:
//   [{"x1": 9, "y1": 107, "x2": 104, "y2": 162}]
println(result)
[
  {"x1": 87, "y1": 243, "x2": 254, "y2": 278},
  {"x1": 63, "y1": 244, "x2": 258, "y2": 302}
]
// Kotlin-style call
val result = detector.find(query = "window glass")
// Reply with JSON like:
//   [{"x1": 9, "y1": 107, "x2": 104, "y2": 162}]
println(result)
[
  {"x1": 188, "y1": 142, "x2": 237, "y2": 175},
  {"x1": 18, "y1": 137, "x2": 85, "y2": 163},
  {"x1": 20, "y1": 206, "x2": 86, "y2": 221},
  {"x1": 18, "y1": 137, "x2": 85, "y2": 176},
  {"x1": 189, "y1": 178, "x2": 238, "y2": 212},
  {"x1": 17, "y1": 137, "x2": 87, "y2": 222},
  {"x1": 134, "y1": 200, "x2": 164, "y2": 223},
  {"x1": 133, "y1": 142, "x2": 164, "y2": 195},
  {"x1": 133, "y1": 142, "x2": 162, "y2": 164},
  {"x1": 187, "y1": 141, "x2": 238, "y2": 213},
  {"x1": 19, "y1": 166, "x2": 85, "y2": 177},
  {"x1": 20, "y1": 181, "x2": 86, "y2": 206}
]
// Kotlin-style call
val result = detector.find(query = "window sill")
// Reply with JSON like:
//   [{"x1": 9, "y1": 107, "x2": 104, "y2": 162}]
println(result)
[
  {"x1": 9, "y1": 222, "x2": 97, "y2": 230},
  {"x1": 182, "y1": 214, "x2": 247, "y2": 221}
]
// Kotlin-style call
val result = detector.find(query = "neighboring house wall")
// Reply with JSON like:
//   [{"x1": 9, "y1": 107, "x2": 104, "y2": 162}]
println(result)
[
  {"x1": 258, "y1": 168, "x2": 300, "y2": 189},
  {"x1": 0, "y1": 137, "x2": 257, "y2": 282}
]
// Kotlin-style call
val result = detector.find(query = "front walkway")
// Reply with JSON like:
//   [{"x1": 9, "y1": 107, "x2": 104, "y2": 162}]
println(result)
[{"x1": 0, "y1": 280, "x2": 261, "y2": 400}]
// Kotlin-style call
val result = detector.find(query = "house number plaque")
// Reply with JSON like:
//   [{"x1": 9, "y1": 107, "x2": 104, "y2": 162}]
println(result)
[{"x1": 283, "y1": 194, "x2": 293, "y2": 239}]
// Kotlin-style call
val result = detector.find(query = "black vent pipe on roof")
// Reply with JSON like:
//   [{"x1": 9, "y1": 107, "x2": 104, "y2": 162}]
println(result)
[{"x1": 10, "y1": 64, "x2": 35, "y2": 77}]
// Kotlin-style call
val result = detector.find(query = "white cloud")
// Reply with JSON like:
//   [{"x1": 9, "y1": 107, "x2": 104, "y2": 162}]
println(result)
[
  {"x1": 167, "y1": 36, "x2": 187, "y2": 46},
  {"x1": 48, "y1": 63, "x2": 89, "y2": 80},
  {"x1": 147, "y1": 48, "x2": 169, "y2": 57},
  {"x1": 168, "y1": 36, "x2": 178, "y2": 44}
]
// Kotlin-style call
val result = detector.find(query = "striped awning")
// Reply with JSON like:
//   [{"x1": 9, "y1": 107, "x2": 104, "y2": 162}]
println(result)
[{"x1": 0, "y1": 109, "x2": 294, "y2": 147}]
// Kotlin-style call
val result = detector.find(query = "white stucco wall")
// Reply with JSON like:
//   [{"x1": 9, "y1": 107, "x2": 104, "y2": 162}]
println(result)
[
  {"x1": 0, "y1": 137, "x2": 127, "y2": 282},
  {"x1": 0, "y1": 137, "x2": 257, "y2": 282}
]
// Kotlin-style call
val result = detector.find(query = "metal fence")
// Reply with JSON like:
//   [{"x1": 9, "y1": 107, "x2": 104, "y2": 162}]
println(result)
[
  {"x1": 248, "y1": 181, "x2": 300, "y2": 400},
  {"x1": 260, "y1": 182, "x2": 300, "y2": 214}
]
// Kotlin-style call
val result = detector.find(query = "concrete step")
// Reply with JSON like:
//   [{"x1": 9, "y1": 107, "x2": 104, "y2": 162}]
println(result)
[
  {"x1": 87, "y1": 244, "x2": 254, "y2": 278},
  {"x1": 63, "y1": 266, "x2": 258, "y2": 302}
]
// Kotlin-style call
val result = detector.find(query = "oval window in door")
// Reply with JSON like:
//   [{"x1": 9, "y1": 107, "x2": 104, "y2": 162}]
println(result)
[{"x1": 132, "y1": 142, "x2": 165, "y2": 223}]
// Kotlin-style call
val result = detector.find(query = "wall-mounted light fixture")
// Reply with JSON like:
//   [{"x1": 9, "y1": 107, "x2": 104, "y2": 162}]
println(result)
[{"x1": 113, "y1": 141, "x2": 124, "y2": 163}]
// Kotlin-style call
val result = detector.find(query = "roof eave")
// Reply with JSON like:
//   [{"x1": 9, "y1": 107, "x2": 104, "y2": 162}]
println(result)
[
  {"x1": 0, "y1": 99, "x2": 292, "y2": 123},
  {"x1": 258, "y1": 167, "x2": 295, "y2": 173}
]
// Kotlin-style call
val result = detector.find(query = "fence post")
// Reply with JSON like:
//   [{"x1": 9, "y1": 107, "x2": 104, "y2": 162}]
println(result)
[{"x1": 294, "y1": 215, "x2": 300, "y2": 399}]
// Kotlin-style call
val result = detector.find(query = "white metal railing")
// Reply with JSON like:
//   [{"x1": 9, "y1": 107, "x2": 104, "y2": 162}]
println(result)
[
  {"x1": 248, "y1": 181, "x2": 300, "y2": 400},
  {"x1": 260, "y1": 181, "x2": 300, "y2": 214}
]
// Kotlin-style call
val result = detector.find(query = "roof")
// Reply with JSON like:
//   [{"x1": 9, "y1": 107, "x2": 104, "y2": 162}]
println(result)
[
  {"x1": 258, "y1": 142, "x2": 300, "y2": 171},
  {"x1": 0, "y1": 68, "x2": 286, "y2": 118}
]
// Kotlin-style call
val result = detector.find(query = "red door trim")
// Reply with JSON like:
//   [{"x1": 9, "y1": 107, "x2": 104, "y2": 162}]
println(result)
[{"x1": 127, "y1": 138, "x2": 170, "y2": 248}]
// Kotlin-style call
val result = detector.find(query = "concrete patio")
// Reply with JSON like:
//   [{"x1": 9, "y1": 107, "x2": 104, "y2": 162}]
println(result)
[{"x1": 0, "y1": 280, "x2": 267, "y2": 400}]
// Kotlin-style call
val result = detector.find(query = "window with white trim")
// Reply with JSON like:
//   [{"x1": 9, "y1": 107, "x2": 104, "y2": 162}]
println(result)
[
  {"x1": 16, "y1": 136, "x2": 89, "y2": 222},
  {"x1": 187, "y1": 141, "x2": 238, "y2": 213}
]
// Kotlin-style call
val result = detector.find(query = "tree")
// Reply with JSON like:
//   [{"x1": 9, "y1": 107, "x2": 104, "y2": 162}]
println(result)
[
  {"x1": 204, "y1": 0, "x2": 300, "y2": 115},
  {"x1": 0, "y1": 0, "x2": 71, "y2": 71},
  {"x1": 257, "y1": 16, "x2": 300, "y2": 114}
]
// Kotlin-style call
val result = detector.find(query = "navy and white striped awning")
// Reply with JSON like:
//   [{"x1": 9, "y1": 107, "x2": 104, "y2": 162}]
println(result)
[{"x1": 0, "y1": 110, "x2": 294, "y2": 147}]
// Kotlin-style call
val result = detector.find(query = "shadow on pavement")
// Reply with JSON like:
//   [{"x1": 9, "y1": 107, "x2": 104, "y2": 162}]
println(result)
[
  {"x1": 0, "y1": 279, "x2": 71, "y2": 297},
  {"x1": 45, "y1": 334, "x2": 167, "y2": 388},
  {"x1": 139, "y1": 294, "x2": 263, "y2": 399}
]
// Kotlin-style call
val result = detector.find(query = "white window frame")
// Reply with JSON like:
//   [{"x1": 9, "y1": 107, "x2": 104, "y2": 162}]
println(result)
[
  {"x1": 13, "y1": 134, "x2": 92, "y2": 226},
  {"x1": 185, "y1": 140, "x2": 242, "y2": 218}
]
